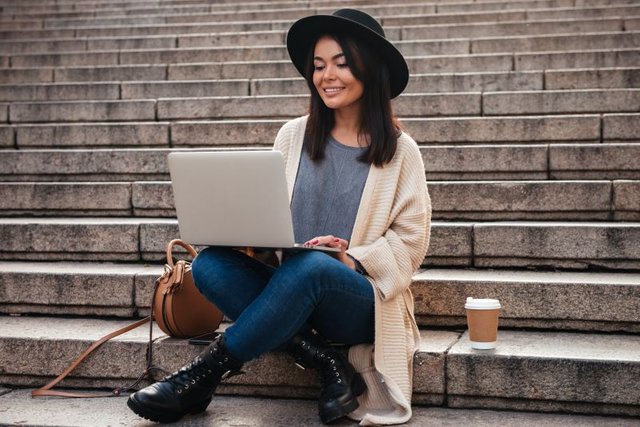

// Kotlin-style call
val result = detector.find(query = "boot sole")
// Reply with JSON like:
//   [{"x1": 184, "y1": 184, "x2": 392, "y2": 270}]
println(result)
[
  {"x1": 127, "y1": 395, "x2": 210, "y2": 423},
  {"x1": 319, "y1": 373, "x2": 367, "y2": 424}
]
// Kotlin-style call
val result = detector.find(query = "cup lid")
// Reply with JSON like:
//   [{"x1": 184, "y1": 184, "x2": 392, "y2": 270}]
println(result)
[{"x1": 465, "y1": 297, "x2": 501, "y2": 310}]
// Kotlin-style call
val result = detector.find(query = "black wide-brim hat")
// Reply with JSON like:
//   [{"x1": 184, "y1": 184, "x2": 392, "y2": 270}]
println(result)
[{"x1": 286, "y1": 8, "x2": 409, "y2": 99}]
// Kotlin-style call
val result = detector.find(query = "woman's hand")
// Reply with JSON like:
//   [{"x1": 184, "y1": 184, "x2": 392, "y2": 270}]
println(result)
[{"x1": 304, "y1": 235, "x2": 356, "y2": 270}]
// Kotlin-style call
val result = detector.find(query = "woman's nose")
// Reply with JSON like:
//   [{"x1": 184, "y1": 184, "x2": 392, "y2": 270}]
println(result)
[{"x1": 323, "y1": 64, "x2": 336, "y2": 80}]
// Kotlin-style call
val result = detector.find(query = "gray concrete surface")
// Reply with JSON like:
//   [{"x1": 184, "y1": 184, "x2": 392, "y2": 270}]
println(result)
[
  {"x1": 3, "y1": 389, "x2": 638, "y2": 427},
  {"x1": 413, "y1": 268, "x2": 640, "y2": 332},
  {"x1": 448, "y1": 330, "x2": 640, "y2": 416}
]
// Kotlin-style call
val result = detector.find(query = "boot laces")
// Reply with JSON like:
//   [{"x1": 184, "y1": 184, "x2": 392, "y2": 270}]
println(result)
[
  {"x1": 163, "y1": 356, "x2": 214, "y2": 392},
  {"x1": 318, "y1": 354, "x2": 343, "y2": 386}
]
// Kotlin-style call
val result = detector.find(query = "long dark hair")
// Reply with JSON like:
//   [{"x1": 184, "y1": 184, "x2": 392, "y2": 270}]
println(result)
[{"x1": 303, "y1": 32, "x2": 400, "y2": 167}]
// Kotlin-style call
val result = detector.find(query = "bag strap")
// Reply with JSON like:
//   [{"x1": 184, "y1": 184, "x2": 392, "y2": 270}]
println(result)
[
  {"x1": 31, "y1": 239, "x2": 199, "y2": 398},
  {"x1": 166, "y1": 239, "x2": 197, "y2": 267},
  {"x1": 31, "y1": 317, "x2": 152, "y2": 398}
]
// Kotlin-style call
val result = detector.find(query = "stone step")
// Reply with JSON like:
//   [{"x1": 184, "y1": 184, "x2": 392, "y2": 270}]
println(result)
[
  {"x1": 152, "y1": 93, "x2": 485, "y2": 120},
  {"x1": 0, "y1": 0, "x2": 260, "y2": 5},
  {"x1": 2, "y1": 142, "x2": 638, "y2": 182},
  {"x1": 26, "y1": 0, "x2": 630, "y2": 22},
  {"x1": 414, "y1": 268, "x2": 640, "y2": 332},
  {"x1": 2, "y1": 262, "x2": 639, "y2": 332},
  {"x1": 1, "y1": 1, "x2": 328, "y2": 21},
  {"x1": 549, "y1": 143, "x2": 640, "y2": 180},
  {"x1": 3, "y1": 49, "x2": 638, "y2": 83},
  {"x1": 527, "y1": 2, "x2": 640, "y2": 20},
  {"x1": 36, "y1": 3, "x2": 437, "y2": 29},
  {"x1": 0, "y1": 16, "x2": 632, "y2": 54},
  {"x1": 1, "y1": 43, "x2": 463, "y2": 68},
  {"x1": 2, "y1": 68, "x2": 638, "y2": 99},
  {"x1": 427, "y1": 180, "x2": 634, "y2": 221},
  {"x1": 0, "y1": 0, "x2": 628, "y2": 10},
  {"x1": 381, "y1": 4, "x2": 640, "y2": 26},
  {"x1": 0, "y1": 316, "x2": 639, "y2": 416},
  {"x1": 0, "y1": 218, "x2": 638, "y2": 269},
  {"x1": 31, "y1": 0, "x2": 578, "y2": 25},
  {"x1": 4, "y1": 390, "x2": 637, "y2": 427},
  {"x1": 0, "y1": 0, "x2": 366, "y2": 13},
  {"x1": 514, "y1": 48, "x2": 640, "y2": 71},
  {"x1": 4, "y1": 32, "x2": 638, "y2": 68},
  {"x1": 0, "y1": 316, "x2": 454, "y2": 402},
  {"x1": 0, "y1": 71, "x2": 546, "y2": 101},
  {"x1": 4, "y1": 113, "x2": 622, "y2": 148},
  {"x1": 545, "y1": 67, "x2": 640, "y2": 90},
  {"x1": 0, "y1": 21, "x2": 41, "y2": 30},
  {"x1": 5, "y1": 90, "x2": 638, "y2": 123},
  {"x1": 400, "y1": 16, "x2": 630, "y2": 40},
  {"x1": 471, "y1": 31, "x2": 640, "y2": 54},
  {"x1": 0, "y1": 82, "x2": 122, "y2": 102},
  {"x1": 9, "y1": 99, "x2": 158, "y2": 123},
  {"x1": 0, "y1": 14, "x2": 628, "y2": 44},
  {"x1": 2, "y1": 180, "x2": 636, "y2": 221},
  {"x1": 0, "y1": 261, "x2": 161, "y2": 317},
  {"x1": 255, "y1": 69, "x2": 637, "y2": 95},
  {"x1": 33, "y1": 2, "x2": 640, "y2": 30},
  {"x1": 482, "y1": 89, "x2": 640, "y2": 115}
]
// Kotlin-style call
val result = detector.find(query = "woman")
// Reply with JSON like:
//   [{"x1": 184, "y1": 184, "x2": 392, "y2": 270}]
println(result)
[{"x1": 127, "y1": 9, "x2": 431, "y2": 425}]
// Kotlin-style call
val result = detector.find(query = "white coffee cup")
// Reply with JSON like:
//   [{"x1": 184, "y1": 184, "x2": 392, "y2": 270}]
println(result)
[{"x1": 465, "y1": 297, "x2": 501, "y2": 350}]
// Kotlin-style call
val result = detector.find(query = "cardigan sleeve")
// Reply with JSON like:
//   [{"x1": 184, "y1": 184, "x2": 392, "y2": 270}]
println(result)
[
  {"x1": 272, "y1": 119, "x2": 293, "y2": 154},
  {"x1": 348, "y1": 137, "x2": 432, "y2": 301}
]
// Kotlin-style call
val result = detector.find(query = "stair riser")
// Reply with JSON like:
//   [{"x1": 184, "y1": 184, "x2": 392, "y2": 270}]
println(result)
[
  {"x1": 11, "y1": 122, "x2": 170, "y2": 148},
  {"x1": 6, "y1": 265, "x2": 640, "y2": 331},
  {"x1": 3, "y1": 14, "x2": 634, "y2": 42},
  {"x1": 5, "y1": 91, "x2": 638, "y2": 122},
  {"x1": 2, "y1": 49, "x2": 636, "y2": 85},
  {"x1": 474, "y1": 224, "x2": 640, "y2": 269},
  {"x1": 447, "y1": 355, "x2": 640, "y2": 416},
  {"x1": 2, "y1": 144, "x2": 639, "y2": 182},
  {"x1": 1, "y1": 180, "x2": 628, "y2": 221},
  {"x1": 413, "y1": 275, "x2": 640, "y2": 332},
  {"x1": 4, "y1": 114, "x2": 618, "y2": 148},
  {"x1": 515, "y1": 49, "x2": 640, "y2": 71},
  {"x1": 0, "y1": 221, "x2": 638, "y2": 269},
  {"x1": 5, "y1": 33, "x2": 638, "y2": 68},
  {"x1": 483, "y1": 90, "x2": 640, "y2": 115},
  {"x1": 7, "y1": 29, "x2": 634, "y2": 56},
  {"x1": 13, "y1": 68, "x2": 620, "y2": 99},
  {"x1": 0, "y1": 17, "x2": 628, "y2": 50},
  {"x1": 1, "y1": 68, "x2": 640, "y2": 97},
  {"x1": 546, "y1": 68, "x2": 640, "y2": 90},
  {"x1": 2, "y1": 321, "x2": 639, "y2": 416}
]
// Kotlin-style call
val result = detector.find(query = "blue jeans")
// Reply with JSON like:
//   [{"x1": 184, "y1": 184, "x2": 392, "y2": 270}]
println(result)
[{"x1": 191, "y1": 247, "x2": 375, "y2": 362}]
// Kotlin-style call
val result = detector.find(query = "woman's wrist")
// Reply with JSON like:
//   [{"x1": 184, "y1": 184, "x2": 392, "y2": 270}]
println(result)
[{"x1": 347, "y1": 254, "x2": 367, "y2": 275}]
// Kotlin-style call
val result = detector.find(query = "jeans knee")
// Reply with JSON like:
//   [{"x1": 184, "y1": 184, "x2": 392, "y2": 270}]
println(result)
[
  {"x1": 289, "y1": 251, "x2": 334, "y2": 274},
  {"x1": 191, "y1": 247, "x2": 235, "y2": 293},
  {"x1": 279, "y1": 251, "x2": 343, "y2": 293}
]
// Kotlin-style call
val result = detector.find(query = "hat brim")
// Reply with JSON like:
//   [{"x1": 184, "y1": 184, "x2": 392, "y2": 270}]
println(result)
[{"x1": 286, "y1": 14, "x2": 409, "y2": 99}]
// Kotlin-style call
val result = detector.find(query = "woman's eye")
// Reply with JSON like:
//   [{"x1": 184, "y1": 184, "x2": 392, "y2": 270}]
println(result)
[
  {"x1": 314, "y1": 65, "x2": 324, "y2": 71},
  {"x1": 337, "y1": 63, "x2": 349, "y2": 68}
]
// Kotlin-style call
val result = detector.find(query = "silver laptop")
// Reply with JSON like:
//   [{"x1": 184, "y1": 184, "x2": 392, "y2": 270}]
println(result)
[{"x1": 167, "y1": 151, "x2": 340, "y2": 253}]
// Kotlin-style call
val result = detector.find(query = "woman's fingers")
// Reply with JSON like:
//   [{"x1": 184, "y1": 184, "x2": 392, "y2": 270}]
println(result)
[
  {"x1": 302, "y1": 235, "x2": 354, "y2": 269},
  {"x1": 304, "y1": 235, "x2": 349, "y2": 250}
]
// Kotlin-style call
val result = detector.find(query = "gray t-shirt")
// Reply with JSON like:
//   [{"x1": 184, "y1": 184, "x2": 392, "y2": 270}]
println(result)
[{"x1": 291, "y1": 136, "x2": 370, "y2": 243}]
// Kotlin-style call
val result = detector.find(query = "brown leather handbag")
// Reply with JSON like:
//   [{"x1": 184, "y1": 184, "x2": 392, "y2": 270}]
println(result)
[
  {"x1": 154, "y1": 239, "x2": 223, "y2": 338},
  {"x1": 32, "y1": 239, "x2": 224, "y2": 398}
]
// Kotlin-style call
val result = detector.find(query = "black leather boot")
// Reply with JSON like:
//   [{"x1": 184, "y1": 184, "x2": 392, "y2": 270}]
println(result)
[
  {"x1": 289, "y1": 330, "x2": 367, "y2": 424},
  {"x1": 127, "y1": 335, "x2": 243, "y2": 423}
]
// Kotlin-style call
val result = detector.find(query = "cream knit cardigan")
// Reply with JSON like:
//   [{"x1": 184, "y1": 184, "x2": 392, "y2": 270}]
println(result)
[{"x1": 273, "y1": 116, "x2": 431, "y2": 425}]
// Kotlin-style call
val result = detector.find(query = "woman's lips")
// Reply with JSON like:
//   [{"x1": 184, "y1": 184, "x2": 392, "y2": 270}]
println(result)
[{"x1": 323, "y1": 87, "x2": 345, "y2": 96}]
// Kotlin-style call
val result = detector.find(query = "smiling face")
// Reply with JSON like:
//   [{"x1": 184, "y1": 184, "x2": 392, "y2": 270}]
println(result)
[{"x1": 312, "y1": 35, "x2": 364, "y2": 114}]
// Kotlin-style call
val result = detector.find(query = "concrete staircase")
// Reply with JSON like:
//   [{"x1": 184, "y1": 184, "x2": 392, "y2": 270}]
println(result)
[{"x1": 0, "y1": 0, "x2": 639, "y2": 425}]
